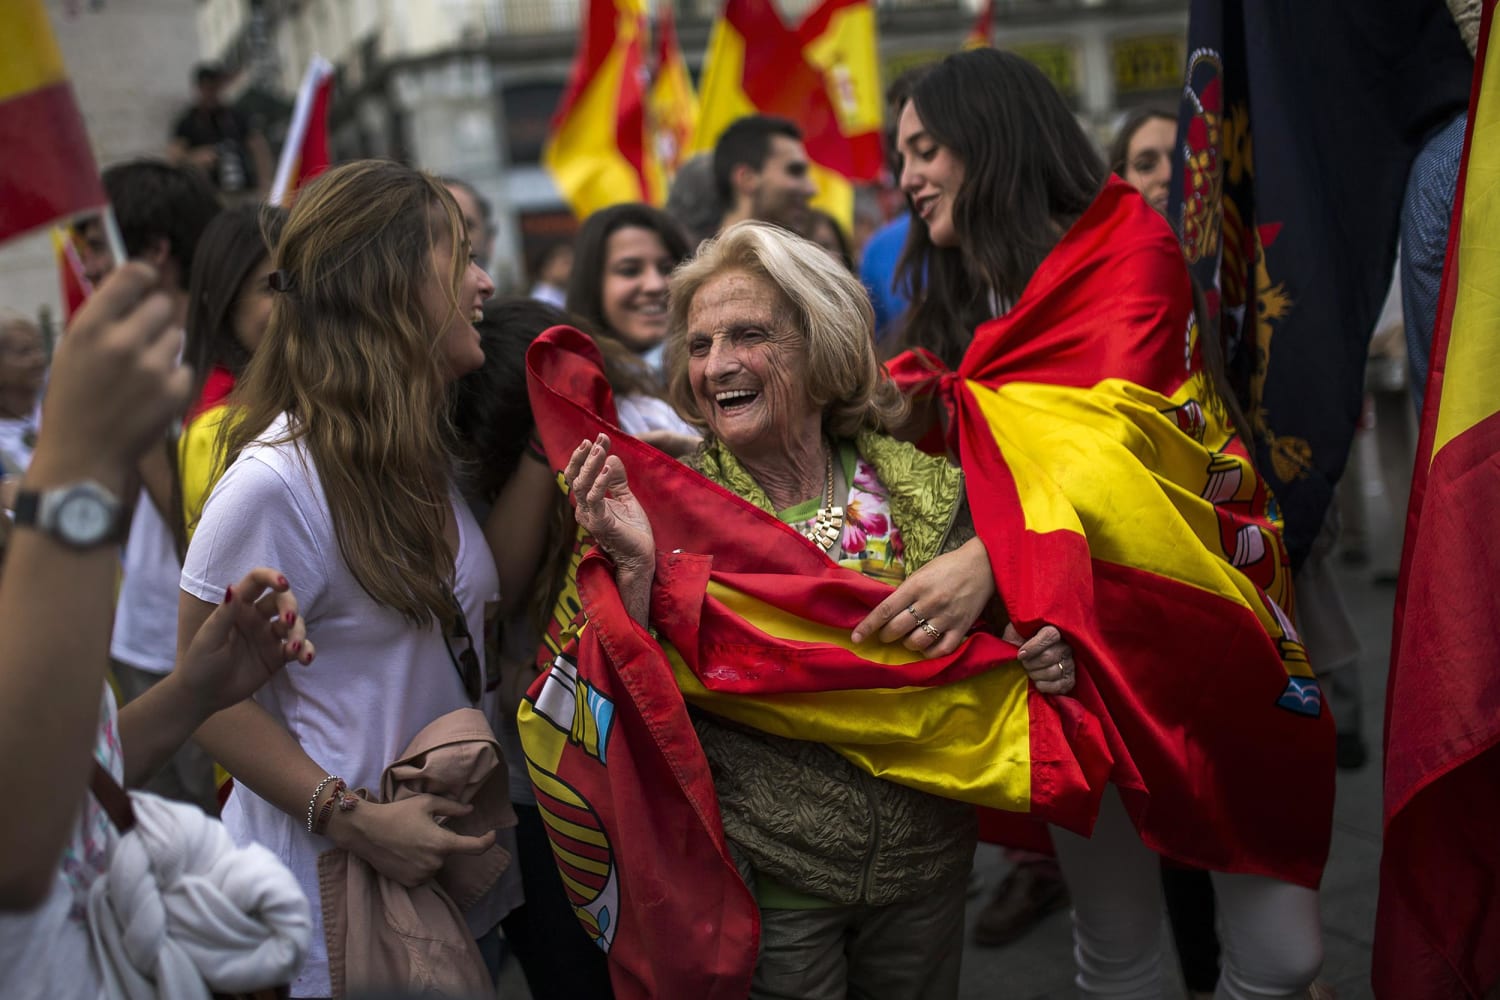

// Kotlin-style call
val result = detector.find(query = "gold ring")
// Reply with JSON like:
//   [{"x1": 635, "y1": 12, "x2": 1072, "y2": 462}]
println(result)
[{"x1": 919, "y1": 620, "x2": 942, "y2": 640}]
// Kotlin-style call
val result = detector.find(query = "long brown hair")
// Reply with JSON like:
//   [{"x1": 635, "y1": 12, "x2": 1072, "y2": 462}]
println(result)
[{"x1": 220, "y1": 160, "x2": 468, "y2": 627}]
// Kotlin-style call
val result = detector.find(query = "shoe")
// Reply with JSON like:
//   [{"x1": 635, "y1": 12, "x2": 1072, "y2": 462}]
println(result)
[
  {"x1": 972, "y1": 861, "x2": 1069, "y2": 947},
  {"x1": 1336, "y1": 733, "x2": 1369, "y2": 770}
]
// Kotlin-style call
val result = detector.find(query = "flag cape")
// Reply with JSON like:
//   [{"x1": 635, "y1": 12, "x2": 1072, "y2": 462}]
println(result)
[
  {"x1": 691, "y1": 0, "x2": 880, "y2": 230},
  {"x1": 518, "y1": 325, "x2": 1112, "y2": 995},
  {"x1": 0, "y1": 0, "x2": 107, "y2": 244},
  {"x1": 645, "y1": 6, "x2": 698, "y2": 206},
  {"x1": 963, "y1": 0, "x2": 994, "y2": 50},
  {"x1": 545, "y1": 0, "x2": 655, "y2": 215},
  {"x1": 52, "y1": 225, "x2": 92, "y2": 323},
  {"x1": 1374, "y1": 4, "x2": 1500, "y2": 994},
  {"x1": 889, "y1": 178, "x2": 1335, "y2": 888},
  {"x1": 268, "y1": 55, "x2": 334, "y2": 206},
  {"x1": 1171, "y1": 0, "x2": 1472, "y2": 565}
]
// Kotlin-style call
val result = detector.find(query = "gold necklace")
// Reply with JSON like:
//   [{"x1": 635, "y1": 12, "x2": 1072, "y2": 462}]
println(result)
[{"x1": 800, "y1": 447, "x2": 844, "y2": 551}]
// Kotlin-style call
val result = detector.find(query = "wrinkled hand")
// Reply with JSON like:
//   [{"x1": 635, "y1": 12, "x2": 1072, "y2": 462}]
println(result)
[
  {"x1": 564, "y1": 433, "x2": 655, "y2": 573},
  {"x1": 178, "y1": 567, "x2": 316, "y2": 715},
  {"x1": 31, "y1": 263, "x2": 191, "y2": 489},
  {"x1": 851, "y1": 537, "x2": 996, "y2": 658},
  {"x1": 1003, "y1": 623, "x2": 1076, "y2": 694},
  {"x1": 330, "y1": 794, "x2": 496, "y2": 888}
]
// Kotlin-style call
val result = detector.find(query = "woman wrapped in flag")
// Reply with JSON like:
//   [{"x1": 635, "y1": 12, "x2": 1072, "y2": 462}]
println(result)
[
  {"x1": 891, "y1": 48, "x2": 1334, "y2": 997},
  {"x1": 559, "y1": 221, "x2": 1078, "y2": 999}
]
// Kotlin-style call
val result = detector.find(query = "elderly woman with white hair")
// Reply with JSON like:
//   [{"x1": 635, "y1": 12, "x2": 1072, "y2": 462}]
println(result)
[{"x1": 563, "y1": 221, "x2": 1075, "y2": 1000}]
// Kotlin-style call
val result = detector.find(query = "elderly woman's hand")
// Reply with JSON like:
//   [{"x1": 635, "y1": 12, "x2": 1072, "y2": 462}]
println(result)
[
  {"x1": 565, "y1": 433, "x2": 657, "y2": 624},
  {"x1": 1003, "y1": 623, "x2": 1077, "y2": 695},
  {"x1": 851, "y1": 537, "x2": 996, "y2": 659}
]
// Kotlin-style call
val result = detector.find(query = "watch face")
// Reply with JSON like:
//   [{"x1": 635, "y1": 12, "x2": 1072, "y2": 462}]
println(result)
[{"x1": 56, "y1": 491, "x2": 113, "y2": 543}]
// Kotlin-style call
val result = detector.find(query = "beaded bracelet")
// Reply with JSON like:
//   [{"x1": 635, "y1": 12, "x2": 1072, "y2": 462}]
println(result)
[
  {"x1": 305, "y1": 774, "x2": 340, "y2": 834},
  {"x1": 312, "y1": 779, "x2": 345, "y2": 836}
]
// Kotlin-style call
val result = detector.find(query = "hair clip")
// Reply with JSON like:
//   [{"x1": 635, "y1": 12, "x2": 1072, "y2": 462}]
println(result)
[{"x1": 267, "y1": 269, "x2": 292, "y2": 293}]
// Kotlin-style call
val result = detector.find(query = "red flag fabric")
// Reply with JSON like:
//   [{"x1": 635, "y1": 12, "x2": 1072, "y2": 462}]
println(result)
[
  {"x1": 888, "y1": 177, "x2": 1336, "y2": 888},
  {"x1": 1374, "y1": 4, "x2": 1500, "y2": 995},
  {"x1": 0, "y1": 1, "x2": 108, "y2": 244},
  {"x1": 963, "y1": 0, "x2": 995, "y2": 49},
  {"x1": 269, "y1": 56, "x2": 334, "y2": 206},
  {"x1": 518, "y1": 326, "x2": 1113, "y2": 995},
  {"x1": 52, "y1": 225, "x2": 93, "y2": 323}
]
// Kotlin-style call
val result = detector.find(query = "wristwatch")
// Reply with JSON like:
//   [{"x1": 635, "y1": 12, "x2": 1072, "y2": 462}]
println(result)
[{"x1": 12, "y1": 480, "x2": 126, "y2": 549}]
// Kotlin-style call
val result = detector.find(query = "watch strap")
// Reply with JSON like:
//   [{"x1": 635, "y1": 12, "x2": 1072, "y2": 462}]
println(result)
[{"x1": 12, "y1": 488, "x2": 39, "y2": 528}]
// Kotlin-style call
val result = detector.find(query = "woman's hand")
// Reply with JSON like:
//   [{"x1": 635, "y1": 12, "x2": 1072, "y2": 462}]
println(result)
[
  {"x1": 851, "y1": 537, "x2": 996, "y2": 658},
  {"x1": 1003, "y1": 623, "x2": 1077, "y2": 695},
  {"x1": 328, "y1": 794, "x2": 497, "y2": 888},
  {"x1": 565, "y1": 433, "x2": 655, "y2": 574},
  {"x1": 173, "y1": 567, "x2": 317, "y2": 718}
]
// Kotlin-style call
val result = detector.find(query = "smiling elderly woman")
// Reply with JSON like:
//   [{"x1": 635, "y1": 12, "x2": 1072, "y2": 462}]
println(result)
[{"x1": 564, "y1": 221, "x2": 1074, "y2": 1000}]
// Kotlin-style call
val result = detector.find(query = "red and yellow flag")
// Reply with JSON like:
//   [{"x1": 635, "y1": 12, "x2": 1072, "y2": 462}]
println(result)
[
  {"x1": 889, "y1": 178, "x2": 1336, "y2": 888},
  {"x1": 545, "y1": 0, "x2": 655, "y2": 216},
  {"x1": 520, "y1": 326, "x2": 1112, "y2": 995},
  {"x1": 645, "y1": 6, "x2": 698, "y2": 206},
  {"x1": 963, "y1": 0, "x2": 995, "y2": 50},
  {"x1": 51, "y1": 225, "x2": 92, "y2": 323},
  {"x1": 691, "y1": 0, "x2": 881, "y2": 230},
  {"x1": 0, "y1": 1, "x2": 107, "y2": 244},
  {"x1": 1374, "y1": 4, "x2": 1500, "y2": 995},
  {"x1": 269, "y1": 55, "x2": 334, "y2": 207}
]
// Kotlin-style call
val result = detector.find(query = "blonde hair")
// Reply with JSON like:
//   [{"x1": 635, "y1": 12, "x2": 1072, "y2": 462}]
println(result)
[
  {"x1": 221, "y1": 160, "x2": 468, "y2": 627},
  {"x1": 664, "y1": 221, "x2": 908, "y2": 437}
]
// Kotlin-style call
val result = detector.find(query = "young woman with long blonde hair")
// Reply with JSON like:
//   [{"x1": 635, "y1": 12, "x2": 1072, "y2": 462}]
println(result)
[{"x1": 177, "y1": 160, "x2": 517, "y2": 998}]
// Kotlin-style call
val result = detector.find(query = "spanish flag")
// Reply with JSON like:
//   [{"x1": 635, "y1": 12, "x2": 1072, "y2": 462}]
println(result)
[
  {"x1": 268, "y1": 55, "x2": 334, "y2": 207},
  {"x1": 691, "y1": 0, "x2": 880, "y2": 230},
  {"x1": 0, "y1": 1, "x2": 108, "y2": 245},
  {"x1": 520, "y1": 325, "x2": 1112, "y2": 997},
  {"x1": 545, "y1": 0, "x2": 655, "y2": 216},
  {"x1": 963, "y1": 0, "x2": 995, "y2": 50},
  {"x1": 889, "y1": 177, "x2": 1336, "y2": 888},
  {"x1": 645, "y1": 5, "x2": 697, "y2": 205},
  {"x1": 51, "y1": 225, "x2": 92, "y2": 323},
  {"x1": 1374, "y1": 4, "x2": 1500, "y2": 995}
]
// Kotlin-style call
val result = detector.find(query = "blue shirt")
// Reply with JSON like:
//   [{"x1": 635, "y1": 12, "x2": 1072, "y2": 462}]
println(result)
[
  {"x1": 1400, "y1": 112, "x2": 1466, "y2": 415},
  {"x1": 859, "y1": 213, "x2": 912, "y2": 343}
]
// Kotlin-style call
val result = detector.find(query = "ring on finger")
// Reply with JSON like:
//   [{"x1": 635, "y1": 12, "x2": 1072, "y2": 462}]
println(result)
[
  {"x1": 905, "y1": 604, "x2": 924, "y2": 623},
  {"x1": 919, "y1": 620, "x2": 942, "y2": 640}
]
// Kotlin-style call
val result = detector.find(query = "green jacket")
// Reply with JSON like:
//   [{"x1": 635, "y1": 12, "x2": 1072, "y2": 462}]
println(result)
[{"x1": 688, "y1": 432, "x2": 978, "y2": 908}]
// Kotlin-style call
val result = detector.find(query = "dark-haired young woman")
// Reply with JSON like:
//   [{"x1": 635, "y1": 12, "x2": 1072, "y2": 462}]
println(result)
[{"x1": 892, "y1": 49, "x2": 1331, "y2": 999}]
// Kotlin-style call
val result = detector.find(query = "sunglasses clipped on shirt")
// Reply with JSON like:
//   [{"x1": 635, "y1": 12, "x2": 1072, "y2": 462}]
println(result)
[{"x1": 442, "y1": 588, "x2": 483, "y2": 705}]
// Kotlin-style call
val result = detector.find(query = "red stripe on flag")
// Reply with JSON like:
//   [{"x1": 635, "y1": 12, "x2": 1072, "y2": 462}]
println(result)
[{"x1": 0, "y1": 81, "x2": 106, "y2": 242}]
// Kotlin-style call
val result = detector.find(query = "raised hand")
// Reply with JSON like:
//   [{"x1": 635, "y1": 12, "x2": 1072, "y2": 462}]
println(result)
[
  {"x1": 564, "y1": 433, "x2": 655, "y2": 574},
  {"x1": 177, "y1": 567, "x2": 317, "y2": 715}
]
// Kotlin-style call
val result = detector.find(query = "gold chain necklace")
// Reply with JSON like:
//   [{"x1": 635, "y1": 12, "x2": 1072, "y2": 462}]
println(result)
[{"x1": 800, "y1": 447, "x2": 844, "y2": 551}]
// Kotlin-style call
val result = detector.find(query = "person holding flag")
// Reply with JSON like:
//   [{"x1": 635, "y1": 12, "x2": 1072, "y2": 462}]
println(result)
[{"x1": 890, "y1": 49, "x2": 1332, "y2": 997}]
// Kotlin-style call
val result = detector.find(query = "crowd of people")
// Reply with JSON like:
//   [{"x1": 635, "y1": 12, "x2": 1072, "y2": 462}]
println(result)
[{"x1": 0, "y1": 37, "x2": 1449, "y2": 1000}]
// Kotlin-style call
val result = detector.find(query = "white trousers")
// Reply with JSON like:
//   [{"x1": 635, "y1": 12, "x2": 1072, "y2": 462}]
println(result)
[{"x1": 1051, "y1": 789, "x2": 1323, "y2": 999}]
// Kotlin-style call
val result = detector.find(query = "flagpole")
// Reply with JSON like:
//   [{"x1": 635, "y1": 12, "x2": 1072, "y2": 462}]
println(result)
[{"x1": 100, "y1": 205, "x2": 128, "y2": 272}]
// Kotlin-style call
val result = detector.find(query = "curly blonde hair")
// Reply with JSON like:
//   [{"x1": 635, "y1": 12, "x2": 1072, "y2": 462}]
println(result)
[{"x1": 664, "y1": 221, "x2": 908, "y2": 438}]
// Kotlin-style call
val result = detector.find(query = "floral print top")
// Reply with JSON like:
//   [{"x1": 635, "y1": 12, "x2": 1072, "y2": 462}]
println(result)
[{"x1": 781, "y1": 442, "x2": 907, "y2": 586}]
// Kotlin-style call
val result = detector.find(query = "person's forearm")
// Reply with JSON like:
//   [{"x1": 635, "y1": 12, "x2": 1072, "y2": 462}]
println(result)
[
  {"x1": 616, "y1": 563, "x2": 654, "y2": 627},
  {"x1": 118, "y1": 672, "x2": 215, "y2": 787},
  {"x1": 194, "y1": 699, "x2": 330, "y2": 822},
  {"x1": 0, "y1": 453, "x2": 129, "y2": 907},
  {"x1": 487, "y1": 456, "x2": 557, "y2": 618}
]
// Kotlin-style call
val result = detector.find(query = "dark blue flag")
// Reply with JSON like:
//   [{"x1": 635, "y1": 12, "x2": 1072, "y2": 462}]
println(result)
[{"x1": 1171, "y1": 0, "x2": 1471, "y2": 566}]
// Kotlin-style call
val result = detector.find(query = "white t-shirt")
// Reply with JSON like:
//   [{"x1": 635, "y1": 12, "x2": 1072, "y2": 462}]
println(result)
[
  {"x1": 615, "y1": 392, "x2": 699, "y2": 441},
  {"x1": 180, "y1": 415, "x2": 516, "y2": 997},
  {"x1": 0, "y1": 688, "x2": 122, "y2": 1000},
  {"x1": 109, "y1": 493, "x2": 181, "y2": 674},
  {"x1": 0, "y1": 414, "x2": 38, "y2": 476}
]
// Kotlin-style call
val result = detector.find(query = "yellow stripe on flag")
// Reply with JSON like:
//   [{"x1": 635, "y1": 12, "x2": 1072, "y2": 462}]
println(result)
[
  {"x1": 707, "y1": 579, "x2": 923, "y2": 666},
  {"x1": 0, "y1": 0, "x2": 68, "y2": 103},
  {"x1": 689, "y1": 17, "x2": 756, "y2": 155},
  {"x1": 1433, "y1": 37, "x2": 1500, "y2": 460}
]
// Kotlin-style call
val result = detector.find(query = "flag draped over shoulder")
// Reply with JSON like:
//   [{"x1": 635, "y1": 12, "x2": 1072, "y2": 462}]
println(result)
[
  {"x1": 889, "y1": 178, "x2": 1335, "y2": 889},
  {"x1": 545, "y1": 0, "x2": 655, "y2": 216},
  {"x1": 1374, "y1": 5, "x2": 1500, "y2": 994},
  {"x1": 645, "y1": 6, "x2": 697, "y2": 206},
  {"x1": 1171, "y1": 0, "x2": 1472, "y2": 565},
  {"x1": 0, "y1": 0, "x2": 107, "y2": 244},
  {"x1": 268, "y1": 55, "x2": 334, "y2": 207},
  {"x1": 692, "y1": 0, "x2": 880, "y2": 230},
  {"x1": 518, "y1": 326, "x2": 1112, "y2": 997}
]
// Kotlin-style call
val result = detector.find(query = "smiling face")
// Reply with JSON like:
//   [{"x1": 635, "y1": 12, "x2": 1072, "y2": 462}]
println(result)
[
  {"x1": 0, "y1": 320, "x2": 46, "y2": 399},
  {"x1": 601, "y1": 225, "x2": 675, "y2": 353},
  {"x1": 1122, "y1": 116, "x2": 1175, "y2": 216},
  {"x1": 685, "y1": 268, "x2": 821, "y2": 468},
  {"x1": 897, "y1": 101, "x2": 967, "y2": 249},
  {"x1": 746, "y1": 136, "x2": 818, "y2": 235},
  {"x1": 420, "y1": 227, "x2": 495, "y2": 383}
]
